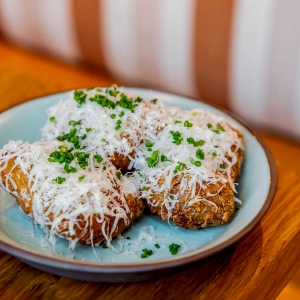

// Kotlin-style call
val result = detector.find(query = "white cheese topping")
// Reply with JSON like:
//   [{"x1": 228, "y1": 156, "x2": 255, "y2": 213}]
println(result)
[{"x1": 0, "y1": 140, "x2": 138, "y2": 246}]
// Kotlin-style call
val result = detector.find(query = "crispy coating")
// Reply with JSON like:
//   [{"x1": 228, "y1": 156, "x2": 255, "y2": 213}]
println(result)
[
  {"x1": 145, "y1": 148, "x2": 243, "y2": 229},
  {"x1": 0, "y1": 158, "x2": 144, "y2": 244}
]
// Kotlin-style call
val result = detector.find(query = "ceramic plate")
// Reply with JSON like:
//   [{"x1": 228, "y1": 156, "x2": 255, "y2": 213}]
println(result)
[{"x1": 0, "y1": 88, "x2": 277, "y2": 282}]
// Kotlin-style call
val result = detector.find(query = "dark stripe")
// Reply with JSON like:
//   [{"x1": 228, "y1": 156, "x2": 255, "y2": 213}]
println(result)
[
  {"x1": 72, "y1": 0, "x2": 104, "y2": 67},
  {"x1": 193, "y1": 0, "x2": 235, "y2": 108}
]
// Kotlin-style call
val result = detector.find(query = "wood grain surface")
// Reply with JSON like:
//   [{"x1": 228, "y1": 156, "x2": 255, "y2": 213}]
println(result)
[{"x1": 0, "y1": 39, "x2": 300, "y2": 300}]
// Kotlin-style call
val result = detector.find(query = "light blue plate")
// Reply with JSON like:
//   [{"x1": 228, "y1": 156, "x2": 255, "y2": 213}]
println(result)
[{"x1": 0, "y1": 88, "x2": 277, "y2": 282}]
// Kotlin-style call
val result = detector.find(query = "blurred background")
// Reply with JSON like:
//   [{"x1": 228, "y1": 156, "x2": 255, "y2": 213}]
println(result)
[{"x1": 0, "y1": 0, "x2": 299, "y2": 298}]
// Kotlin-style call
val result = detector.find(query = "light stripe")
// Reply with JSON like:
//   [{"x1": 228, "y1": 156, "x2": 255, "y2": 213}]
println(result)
[
  {"x1": 230, "y1": 0, "x2": 276, "y2": 124},
  {"x1": 101, "y1": 0, "x2": 138, "y2": 82},
  {"x1": 0, "y1": 0, "x2": 80, "y2": 61},
  {"x1": 156, "y1": 0, "x2": 196, "y2": 98},
  {"x1": 194, "y1": 0, "x2": 235, "y2": 108},
  {"x1": 34, "y1": 0, "x2": 80, "y2": 61},
  {"x1": 0, "y1": 0, "x2": 42, "y2": 49},
  {"x1": 73, "y1": 0, "x2": 103, "y2": 67},
  {"x1": 131, "y1": 0, "x2": 161, "y2": 88},
  {"x1": 294, "y1": 44, "x2": 300, "y2": 137},
  {"x1": 266, "y1": 0, "x2": 300, "y2": 137}
]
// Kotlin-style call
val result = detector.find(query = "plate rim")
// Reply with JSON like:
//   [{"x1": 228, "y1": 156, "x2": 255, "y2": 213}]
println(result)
[{"x1": 0, "y1": 88, "x2": 278, "y2": 273}]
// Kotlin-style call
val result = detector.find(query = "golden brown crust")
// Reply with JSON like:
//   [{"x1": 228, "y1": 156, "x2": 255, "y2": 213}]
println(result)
[
  {"x1": 0, "y1": 158, "x2": 144, "y2": 244},
  {"x1": 144, "y1": 147, "x2": 244, "y2": 229}
]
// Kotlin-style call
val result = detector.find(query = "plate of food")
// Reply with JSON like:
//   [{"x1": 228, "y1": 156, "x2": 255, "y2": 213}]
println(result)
[{"x1": 0, "y1": 86, "x2": 277, "y2": 282}]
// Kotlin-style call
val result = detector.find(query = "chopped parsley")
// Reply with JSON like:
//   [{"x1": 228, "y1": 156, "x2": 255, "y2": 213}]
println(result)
[
  {"x1": 212, "y1": 152, "x2": 217, "y2": 157},
  {"x1": 220, "y1": 164, "x2": 227, "y2": 169},
  {"x1": 150, "y1": 98, "x2": 158, "y2": 104},
  {"x1": 207, "y1": 123, "x2": 212, "y2": 128},
  {"x1": 160, "y1": 154, "x2": 170, "y2": 162},
  {"x1": 56, "y1": 128, "x2": 80, "y2": 149},
  {"x1": 184, "y1": 120, "x2": 193, "y2": 128},
  {"x1": 116, "y1": 172, "x2": 122, "y2": 180},
  {"x1": 49, "y1": 116, "x2": 56, "y2": 123},
  {"x1": 126, "y1": 237, "x2": 131, "y2": 240},
  {"x1": 48, "y1": 146, "x2": 75, "y2": 164},
  {"x1": 213, "y1": 124, "x2": 225, "y2": 134},
  {"x1": 110, "y1": 114, "x2": 116, "y2": 119},
  {"x1": 74, "y1": 90, "x2": 87, "y2": 106},
  {"x1": 142, "y1": 186, "x2": 147, "y2": 191},
  {"x1": 64, "y1": 164, "x2": 77, "y2": 174},
  {"x1": 94, "y1": 154, "x2": 103, "y2": 163},
  {"x1": 169, "y1": 243, "x2": 181, "y2": 255},
  {"x1": 173, "y1": 161, "x2": 186, "y2": 174},
  {"x1": 69, "y1": 120, "x2": 81, "y2": 126},
  {"x1": 119, "y1": 111, "x2": 125, "y2": 118},
  {"x1": 86, "y1": 127, "x2": 92, "y2": 132},
  {"x1": 186, "y1": 137, "x2": 205, "y2": 147},
  {"x1": 147, "y1": 150, "x2": 160, "y2": 168},
  {"x1": 141, "y1": 248, "x2": 153, "y2": 258},
  {"x1": 170, "y1": 131, "x2": 183, "y2": 145},
  {"x1": 196, "y1": 148, "x2": 205, "y2": 160},
  {"x1": 154, "y1": 244, "x2": 160, "y2": 249},
  {"x1": 102, "y1": 138, "x2": 106, "y2": 142},
  {"x1": 190, "y1": 158, "x2": 201, "y2": 167},
  {"x1": 174, "y1": 120, "x2": 182, "y2": 124},
  {"x1": 135, "y1": 96, "x2": 143, "y2": 103},
  {"x1": 74, "y1": 152, "x2": 90, "y2": 168},
  {"x1": 52, "y1": 177, "x2": 66, "y2": 184},
  {"x1": 78, "y1": 175, "x2": 85, "y2": 182},
  {"x1": 146, "y1": 141, "x2": 154, "y2": 147}
]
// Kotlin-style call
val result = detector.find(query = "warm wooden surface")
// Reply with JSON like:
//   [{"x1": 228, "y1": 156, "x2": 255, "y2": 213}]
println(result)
[{"x1": 0, "y1": 39, "x2": 300, "y2": 300}]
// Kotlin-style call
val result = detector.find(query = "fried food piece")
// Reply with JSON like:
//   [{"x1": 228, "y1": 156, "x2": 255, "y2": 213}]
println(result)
[
  {"x1": 138, "y1": 107, "x2": 244, "y2": 229},
  {"x1": 145, "y1": 148, "x2": 243, "y2": 229},
  {"x1": 0, "y1": 143, "x2": 144, "y2": 245}
]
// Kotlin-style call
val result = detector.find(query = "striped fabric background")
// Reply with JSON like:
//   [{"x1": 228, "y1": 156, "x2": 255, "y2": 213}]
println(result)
[{"x1": 0, "y1": 0, "x2": 299, "y2": 139}]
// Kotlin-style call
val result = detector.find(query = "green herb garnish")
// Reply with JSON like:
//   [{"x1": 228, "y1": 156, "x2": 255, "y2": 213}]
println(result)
[
  {"x1": 52, "y1": 177, "x2": 66, "y2": 184},
  {"x1": 184, "y1": 120, "x2": 193, "y2": 128},
  {"x1": 147, "y1": 150, "x2": 160, "y2": 168},
  {"x1": 169, "y1": 243, "x2": 181, "y2": 255},
  {"x1": 119, "y1": 111, "x2": 125, "y2": 118},
  {"x1": 196, "y1": 148, "x2": 205, "y2": 160},
  {"x1": 78, "y1": 175, "x2": 85, "y2": 182},
  {"x1": 49, "y1": 116, "x2": 56, "y2": 123},
  {"x1": 146, "y1": 141, "x2": 154, "y2": 147},
  {"x1": 170, "y1": 131, "x2": 183, "y2": 145},
  {"x1": 94, "y1": 155, "x2": 103, "y2": 163},
  {"x1": 141, "y1": 248, "x2": 153, "y2": 258},
  {"x1": 74, "y1": 90, "x2": 87, "y2": 106}
]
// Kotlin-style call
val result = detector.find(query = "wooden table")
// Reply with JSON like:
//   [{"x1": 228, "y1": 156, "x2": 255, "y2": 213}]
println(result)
[{"x1": 0, "y1": 40, "x2": 300, "y2": 300}]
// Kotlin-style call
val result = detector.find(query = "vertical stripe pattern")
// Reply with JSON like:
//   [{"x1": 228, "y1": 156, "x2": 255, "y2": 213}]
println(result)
[
  {"x1": 1, "y1": 0, "x2": 300, "y2": 138},
  {"x1": 230, "y1": 0, "x2": 276, "y2": 125},
  {"x1": 0, "y1": 0, "x2": 80, "y2": 61},
  {"x1": 265, "y1": 0, "x2": 300, "y2": 137}
]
